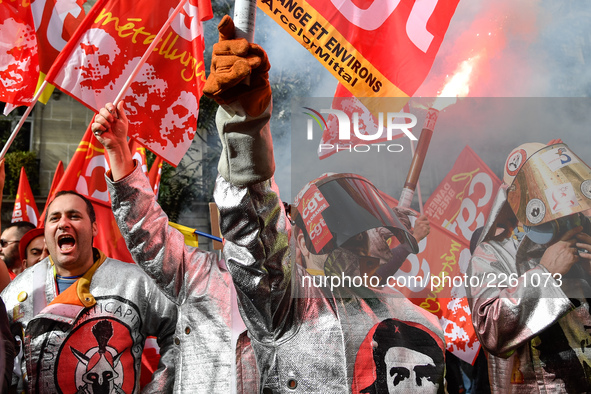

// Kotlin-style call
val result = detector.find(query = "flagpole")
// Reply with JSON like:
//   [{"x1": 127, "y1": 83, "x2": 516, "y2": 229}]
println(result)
[
  {"x1": 234, "y1": 0, "x2": 257, "y2": 42},
  {"x1": 398, "y1": 107, "x2": 439, "y2": 209},
  {"x1": 410, "y1": 139, "x2": 424, "y2": 214},
  {"x1": 0, "y1": 80, "x2": 49, "y2": 161},
  {"x1": 233, "y1": 0, "x2": 257, "y2": 85},
  {"x1": 194, "y1": 229, "x2": 222, "y2": 243},
  {"x1": 113, "y1": 0, "x2": 189, "y2": 105}
]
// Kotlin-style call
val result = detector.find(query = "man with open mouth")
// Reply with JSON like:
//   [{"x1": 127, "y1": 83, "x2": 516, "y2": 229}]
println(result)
[{"x1": 1, "y1": 190, "x2": 177, "y2": 393}]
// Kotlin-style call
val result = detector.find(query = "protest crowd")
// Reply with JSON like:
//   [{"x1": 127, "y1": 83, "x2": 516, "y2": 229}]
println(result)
[{"x1": 2, "y1": 1, "x2": 591, "y2": 394}]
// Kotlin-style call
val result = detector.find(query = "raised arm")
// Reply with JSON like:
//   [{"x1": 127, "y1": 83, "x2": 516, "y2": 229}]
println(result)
[{"x1": 93, "y1": 102, "x2": 223, "y2": 301}]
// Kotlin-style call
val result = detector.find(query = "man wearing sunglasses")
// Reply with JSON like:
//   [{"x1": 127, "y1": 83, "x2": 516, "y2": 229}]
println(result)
[{"x1": 0, "y1": 222, "x2": 35, "y2": 279}]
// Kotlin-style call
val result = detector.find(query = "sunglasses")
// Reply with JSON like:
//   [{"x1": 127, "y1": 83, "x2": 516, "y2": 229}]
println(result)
[{"x1": 0, "y1": 239, "x2": 19, "y2": 248}]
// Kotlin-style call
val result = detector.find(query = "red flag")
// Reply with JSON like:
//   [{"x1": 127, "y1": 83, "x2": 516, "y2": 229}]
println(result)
[
  {"x1": 0, "y1": 2, "x2": 38, "y2": 107},
  {"x1": 32, "y1": 0, "x2": 87, "y2": 76},
  {"x1": 44, "y1": 0, "x2": 213, "y2": 166},
  {"x1": 0, "y1": 0, "x2": 86, "y2": 109},
  {"x1": 52, "y1": 125, "x2": 133, "y2": 263},
  {"x1": 39, "y1": 160, "x2": 64, "y2": 225},
  {"x1": 259, "y1": 0, "x2": 459, "y2": 98},
  {"x1": 12, "y1": 167, "x2": 40, "y2": 226},
  {"x1": 148, "y1": 156, "x2": 163, "y2": 199},
  {"x1": 424, "y1": 145, "x2": 502, "y2": 239}
]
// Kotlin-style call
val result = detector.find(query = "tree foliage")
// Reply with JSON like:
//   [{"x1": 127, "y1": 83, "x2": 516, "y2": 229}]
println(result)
[{"x1": 4, "y1": 151, "x2": 39, "y2": 197}]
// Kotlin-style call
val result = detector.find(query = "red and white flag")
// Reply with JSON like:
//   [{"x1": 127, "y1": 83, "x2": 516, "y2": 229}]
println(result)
[
  {"x1": 148, "y1": 156, "x2": 163, "y2": 199},
  {"x1": 0, "y1": 0, "x2": 86, "y2": 111},
  {"x1": 12, "y1": 167, "x2": 40, "y2": 226},
  {"x1": 259, "y1": 0, "x2": 460, "y2": 98},
  {"x1": 424, "y1": 145, "x2": 501, "y2": 238},
  {"x1": 44, "y1": 0, "x2": 213, "y2": 166},
  {"x1": 260, "y1": 0, "x2": 460, "y2": 158},
  {"x1": 52, "y1": 125, "x2": 133, "y2": 262},
  {"x1": 1, "y1": 3, "x2": 39, "y2": 107}
]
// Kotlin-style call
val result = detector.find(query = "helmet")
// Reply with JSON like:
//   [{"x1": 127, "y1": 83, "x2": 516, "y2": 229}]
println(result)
[
  {"x1": 503, "y1": 142, "x2": 546, "y2": 185},
  {"x1": 505, "y1": 143, "x2": 591, "y2": 226},
  {"x1": 292, "y1": 173, "x2": 418, "y2": 255}
]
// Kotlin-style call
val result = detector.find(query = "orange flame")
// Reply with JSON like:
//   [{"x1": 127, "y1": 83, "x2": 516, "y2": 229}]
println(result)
[{"x1": 432, "y1": 54, "x2": 481, "y2": 111}]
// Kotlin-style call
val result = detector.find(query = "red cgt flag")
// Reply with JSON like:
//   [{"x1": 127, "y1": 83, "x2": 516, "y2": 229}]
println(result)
[
  {"x1": 0, "y1": 0, "x2": 86, "y2": 110},
  {"x1": 259, "y1": 0, "x2": 459, "y2": 97},
  {"x1": 12, "y1": 167, "x2": 40, "y2": 226},
  {"x1": 0, "y1": 3, "x2": 38, "y2": 107},
  {"x1": 52, "y1": 125, "x2": 133, "y2": 263},
  {"x1": 259, "y1": 0, "x2": 459, "y2": 158},
  {"x1": 44, "y1": 0, "x2": 213, "y2": 166},
  {"x1": 424, "y1": 145, "x2": 502, "y2": 239}
]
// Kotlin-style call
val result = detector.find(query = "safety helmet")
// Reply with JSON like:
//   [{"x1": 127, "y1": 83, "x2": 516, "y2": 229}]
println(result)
[
  {"x1": 292, "y1": 173, "x2": 418, "y2": 255},
  {"x1": 505, "y1": 142, "x2": 591, "y2": 226}
]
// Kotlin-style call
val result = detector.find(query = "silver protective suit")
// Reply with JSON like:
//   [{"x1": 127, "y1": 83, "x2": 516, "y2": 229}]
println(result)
[
  {"x1": 213, "y1": 103, "x2": 446, "y2": 393},
  {"x1": 1, "y1": 251, "x2": 177, "y2": 393},
  {"x1": 107, "y1": 165, "x2": 234, "y2": 394},
  {"x1": 467, "y1": 186, "x2": 591, "y2": 393}
]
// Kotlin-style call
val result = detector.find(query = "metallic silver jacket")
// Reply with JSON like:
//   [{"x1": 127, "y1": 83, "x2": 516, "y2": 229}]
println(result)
[
  {"x1": 1, "y1": 253, "x2": 177, "y2": 393},
  {"x1": 213, "y1": 104, "x2": 446, "y2": 393},
  {"x1": 107, "y1": 165, "x2": 234, "y2": 394},
  {"x1": 467, "y1": 187, "x2": 591, "y2": 393}
]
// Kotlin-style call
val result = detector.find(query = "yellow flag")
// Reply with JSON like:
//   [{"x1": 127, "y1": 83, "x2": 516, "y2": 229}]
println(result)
[{"x1": 168, "y1": 222, "x2": 198, "y2": 247}]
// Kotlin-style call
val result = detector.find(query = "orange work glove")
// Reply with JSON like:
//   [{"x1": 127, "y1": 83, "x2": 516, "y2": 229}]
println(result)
[{"x1": 203, "y1": 15, "x2": 271, "y2": 117}]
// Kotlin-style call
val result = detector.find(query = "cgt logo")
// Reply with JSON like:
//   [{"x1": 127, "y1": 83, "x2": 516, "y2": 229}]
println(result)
[{"x1": 303, "y1": 107, "x2": 417, "y2": 153}]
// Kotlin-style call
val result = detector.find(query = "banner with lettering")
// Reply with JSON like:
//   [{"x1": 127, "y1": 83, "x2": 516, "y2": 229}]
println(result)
[
  {"x1": 12, "y1": 167, "x2": 40, "y2": 226},
  {"x1": 418, "y1": 145, "x2": 501, "y2": 364},
  {"x1": 258, "y1": 0, "x2": 460, "y2": 98},
  {"x1": 425, "y1": 145, "x2": 501, "y2": 240},
  {"x1": 45, "y1": 0, "x2": 213, "y2": 166}
]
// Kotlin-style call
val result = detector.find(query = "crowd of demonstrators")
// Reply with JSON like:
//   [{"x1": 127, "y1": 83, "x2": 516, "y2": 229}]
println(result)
[
  {"x1": 1, "y1": 191, "x2": 177, "y2": 393},
  {"x1": 467, "y1": 142, "x2": 591, "y2": 392},
  {"x1": 3, "y1": 14, "x2": 591, "y2": 394}
]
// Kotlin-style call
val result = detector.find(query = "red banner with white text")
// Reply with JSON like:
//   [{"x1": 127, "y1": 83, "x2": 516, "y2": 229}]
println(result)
[
  {"x1": 0, "y1": 3, "x2": 38, "y2": 107},
  {"x1": 12, "y1": 167, "x2": 40, "y2": 226},
  {"x1": 425, "y1": 145, "x2": 501, "y2": 239},
  {"x1": 45, "y1": 0, "x2": 213, "y2": 166},
  {"x1": 259, "y1": 0, "x2": 459, "y2": 98},
  {"x1": 0, "y1": 0, "x2": 86, "y2": 109}
]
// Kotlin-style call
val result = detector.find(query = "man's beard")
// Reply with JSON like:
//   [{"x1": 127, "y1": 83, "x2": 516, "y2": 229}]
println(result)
[{"x1": 1, "y1": 253, "x2": 18, "y2": 270}]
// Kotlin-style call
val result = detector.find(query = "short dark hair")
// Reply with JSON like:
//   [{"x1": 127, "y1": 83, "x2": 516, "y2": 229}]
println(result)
[
  {"x1": 4, "y1": 221, "x2": 36, "y2": 239},
  {"x1": 361, "y1": 319, "x2": 445, "y2": 393},
  {"x1": 45, "y1": 191, "x2": 96, "y2": 224}
]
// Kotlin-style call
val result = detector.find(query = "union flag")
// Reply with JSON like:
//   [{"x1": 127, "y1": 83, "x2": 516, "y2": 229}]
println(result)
[{"x1": 44, "y1": 0, "x2": 213, "y2": 166}]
